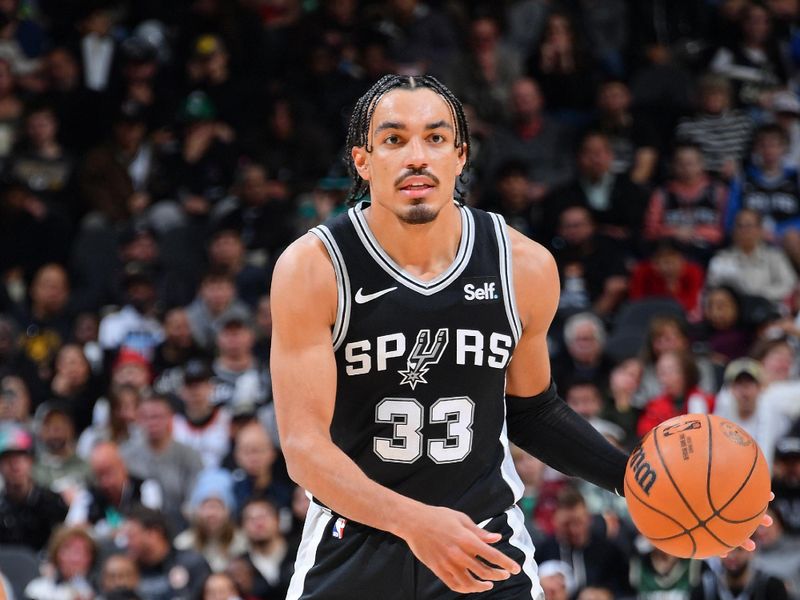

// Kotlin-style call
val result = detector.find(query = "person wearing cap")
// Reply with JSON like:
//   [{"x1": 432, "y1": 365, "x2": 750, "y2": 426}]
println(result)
[
  {"x1": 772, "y1": 434, "x2": 800, "y2": 536},
  {"x1": 0, "y1": 423, "x2": 68, "y2": 551},
  {"x1": 174, "y1": 468, "x2": 247, "y2": 572},
  {"x1": 98, "y1": 262, "x2": 164, "y2": 356},
  {"x1": 629, "y1": 535, "x2": 700, "y2": 600},
  {"x1": 538, "y1": 560, "x2": 574, "y2": 600},
  {"x1": 726, "y1": 123, "x2": 800, "y2": 270},
  {"x1": 173, "y1": 358, "x2": 231, "y2": 468},
  {"x1": 707, "y1": 208, "x2": 797, "y2": 305}
]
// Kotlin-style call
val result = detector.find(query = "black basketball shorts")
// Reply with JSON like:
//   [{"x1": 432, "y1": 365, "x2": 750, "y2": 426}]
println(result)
[{"x1": 286, "y1": 503, "x2": 544, "y2": 599}]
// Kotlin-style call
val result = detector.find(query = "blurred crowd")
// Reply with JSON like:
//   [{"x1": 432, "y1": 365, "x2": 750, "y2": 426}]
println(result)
[{"x1": 2, "y1": 0, "x2": 800, "y2": 599}]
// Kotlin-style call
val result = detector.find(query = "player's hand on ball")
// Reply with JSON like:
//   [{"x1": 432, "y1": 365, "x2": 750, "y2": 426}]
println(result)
[
  {"x1": 400, "y1": 506, "x2": 521, "y2": 593},
  {"x1": 722, "y1": 492, "x2": 774, "y2": 556}
]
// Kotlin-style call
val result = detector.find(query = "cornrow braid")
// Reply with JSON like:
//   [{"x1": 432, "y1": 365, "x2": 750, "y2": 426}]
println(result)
[{"x1": 344, "y1": 74, "x2": 471, "y2": 205}]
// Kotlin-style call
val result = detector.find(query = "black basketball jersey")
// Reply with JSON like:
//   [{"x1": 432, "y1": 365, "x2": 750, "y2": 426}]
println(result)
[{"x1": 310, "y1": 202, "x2": 525, "y2": 523}]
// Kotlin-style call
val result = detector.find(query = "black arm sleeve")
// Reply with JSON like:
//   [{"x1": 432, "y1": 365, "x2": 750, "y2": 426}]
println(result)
[{"x1": 506, "y1": 381, "x2": 629, "y2": 495}]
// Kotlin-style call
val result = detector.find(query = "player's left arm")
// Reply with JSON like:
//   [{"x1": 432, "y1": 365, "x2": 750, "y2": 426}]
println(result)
[{"x1": 504, "y1": 227, "x2": 629, "y2": 495}]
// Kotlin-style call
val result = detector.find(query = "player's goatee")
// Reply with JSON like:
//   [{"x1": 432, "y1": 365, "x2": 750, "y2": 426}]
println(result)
[{"x1": 401, "y1": 203, "x2": 438, "y2": 225}]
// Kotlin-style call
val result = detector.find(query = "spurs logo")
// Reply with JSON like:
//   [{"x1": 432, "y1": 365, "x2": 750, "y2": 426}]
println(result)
[{"x1": 398, "y1": 328, "x2": 449, "y2": 389}]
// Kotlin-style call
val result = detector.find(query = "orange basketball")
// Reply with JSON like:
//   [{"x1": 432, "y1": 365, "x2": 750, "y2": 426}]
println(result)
[{"x1": 624, "y1": 414, "x2": 770, "y2": 558}]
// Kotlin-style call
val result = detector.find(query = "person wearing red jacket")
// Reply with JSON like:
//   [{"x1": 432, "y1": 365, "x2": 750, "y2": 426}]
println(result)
[{"x1": 637, "y1": 349, "x2": 715, "y2": 437}]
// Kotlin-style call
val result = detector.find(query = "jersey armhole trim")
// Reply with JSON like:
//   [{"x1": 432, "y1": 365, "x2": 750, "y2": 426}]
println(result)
[
  {"x1": 490, "y1": 213, "x2": 523, "y2": 343},
  {"x1": 310, "y1": 226, "x2": 351, "y2": 351}
]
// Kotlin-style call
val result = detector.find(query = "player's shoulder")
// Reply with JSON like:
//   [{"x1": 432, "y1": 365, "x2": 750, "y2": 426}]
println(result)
[
  {"x1": 504, "y1": 225, "x2": 560, "y2": 328},
  {"x1": 271, "y1": 233, "x2": 337, "y2": 303}
]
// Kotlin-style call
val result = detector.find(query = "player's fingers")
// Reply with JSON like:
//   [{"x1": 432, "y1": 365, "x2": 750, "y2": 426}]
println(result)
[
  {"x1": 761, "y1": 513, "x2": 773, "y2": 528},
  {"x1": 466, "y1": 557, "x2": 512, "y2": 582},
  {"x1": 469, "y1": 540, "x2": 521, "y2": 575},
  {"x1": 740, "y1": 538, "x2": 756, "y2": 552},
  {"x1": 474, "y1": 527, "x2": 502, "y2": 544},
  {"x1": 450, "y1": 568, "x2": 493, "y2": 594}
]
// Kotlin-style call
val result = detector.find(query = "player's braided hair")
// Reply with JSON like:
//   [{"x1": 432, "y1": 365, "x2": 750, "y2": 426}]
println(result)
[{"x1": 344, "y1": 74, "x2": 471, "y2": 205}]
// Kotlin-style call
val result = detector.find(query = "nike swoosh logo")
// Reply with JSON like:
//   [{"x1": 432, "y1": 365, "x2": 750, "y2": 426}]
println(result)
[{"x1": 354, "y1": 286, "x2": 398, "y2": 304}]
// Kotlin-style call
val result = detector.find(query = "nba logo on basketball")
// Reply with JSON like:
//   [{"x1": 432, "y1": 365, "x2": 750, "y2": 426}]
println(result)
[{"x1": 332, "y1": 517, "x2": 347, "y2": 539}]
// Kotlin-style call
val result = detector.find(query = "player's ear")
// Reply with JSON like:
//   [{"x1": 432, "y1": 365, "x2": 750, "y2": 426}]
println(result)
[
  {"x1": 455, "y1": 142, "x2": 467, "y2": 176},
  {"x1": 352, "y1": 146, "x2": 370, "y2": 181}
]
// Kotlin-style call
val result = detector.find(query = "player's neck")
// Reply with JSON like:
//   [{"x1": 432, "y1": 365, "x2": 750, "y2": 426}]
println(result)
[{"x1": 364, "y1": 202, "x2": 462, "y2": 281}]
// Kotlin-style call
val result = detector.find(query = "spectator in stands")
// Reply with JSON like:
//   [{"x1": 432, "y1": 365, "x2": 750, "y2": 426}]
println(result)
[
  {"x1": 75, "y1": 3, "x2": 118, "y2": 93},
  {"x1": 527, "y1": 11, "x2": 597, "y2": 117},
  {"x1": 477, "y1": 76, "x2": 574, "y2": 196},
  {"x1": 124, "y1": 506, "x2": 211, "y2": 600},
  {"x1": 753, "y1": 506, "x2": 800, "y2": 598},
  {"x1": 207, "y1": 227, "x2": 269, "y2": 308},
  {"x1": 445, "y1": 14, "x2": 522, "y2": 127},
  {"x1": 32, "y1": 401, "x2": 90, "y2": 495},
  {"x1": 552, "y1": 312, "x2": 615, "y2": 392},
  {"x1": 98, "y1": 554, "x2": 140, "y2": 599},
  {"x1": 98, "y1": 263, "x2": 164, "y2": 357},
  {"x1": 186, "y1": 270, "x2": 251, "y2": 351},
  {"x1": 544, "y1": 131, "x2": 648, "y2": 247},
  {"x1": 550, "y1": 206, "x2": 629, "y2": 317},
  {"x1": 592, "y1": 79, "x2": 659, "y2": 185},
  {"x1": 644, "y1": 143, "x2": 727, "y2": 263},
  {"x1": 0, "y1": 374, "x2": 32, "y2": 426},
  {"x1": 634, "y1": 315, "x2": 717, "y2": 409},
  {"x1": 770, "y1": 91, "x2": 800, "y2": 169},
  {"x1": 0, "y1": 58, "x2": 23, "y2": 161},
  {"x1": 231, "y1": 422, "x2": 291, "y2": 514},
  {"x1": 727, "y1": 124, "x2": 800, "y2": 269},
  {"x1": 637, "y1": 350, "x2": 715, "y2": 437},
  {"x1": 602, "y1": 358, "x2": 643, "y2": 451},
  {"x1": 121, "y1": 394, "x2": 203, "y2": 529},
  {"x1": 692, "y1": 545, "x2": 789, "y2": 600},
  {"x1": 175, "y1": 468, "x2": 247, "y2": 572},
  {"x1": 151, "y1": 307, "x2": 207, "y2": 379},
  {"x1": 538, "y1": 560, "x2": 574, "y2": 600},
  {"x1": 772, "y1": 436, "x2": 800, "y2": 535},
  {"x1": 699, "y1": 285, "x2": 753, "y2": 364},
  {"x1": 710, "y1": 3, "x2": 787, "y2": 112},
  {"x1": 24, "y1": 525, "x2": 97, "y2": 600},
  {"x1": 49, "y1": 343, "x2": 103, "y2": 433},
  {"x1": 9, "y1": 103, "x2": 75, "y2": 212},
  {"x1": 238, "y1": 496, "x2": 294, "y2": 599},
  {"x1": 630, "y1": 536, "x2": 700, "y2": 599},
  {"x1": 481, "y1": 160, "x2": 541, "y2": 239},
  {"x1": 16, "y1": 262, "x2": 73, "y2": 381},
  {"x1": 0, "y1": 423, "x2": 67, "y2": 551},
  {"x1": 371, "y1": 0, "x2": 459, "y2": 77},
  {"x1": 629, "y1": 238, "x2": 705, "y2": 316},
  {"x1": 707, "y1": 208, "x2": 797, "y2": 305},
  {"x1": 536, "y1": 486, "x2": 631, "y2": 596},
  {"x1": 112, "y1": 36, "x2": 170, "y2": 128},
  {"x1": 675, "y1": 74, "x2": 754, "y2": 179},
  {"x1": 714, "y1": 358, "x2": 790, "y2": 470},
  {"x1": 173, "y1": 359, "x2": 231, "y2": 468},
  {"x1": 76, "y1": 384, "x2": 141, "y2": 459},
  {"x1": 253, "y1": 294, "x2": 272, "y2": 361},
  {"x1": 69, "y1": 441, "x2": 161, "y2": 536},
  {"x1": 201, "y1": 572, "x2": 246, "y2": 600},
  {"x1": 79, "y1": 100, "x2": 161, "y2": 225},
  {"x1": 212, "y1": 309, "x2": 270, "y2": 409},
  {"x1": 0, "y1": 315, "x2": 42, "y2": 403},
  {"x1": 0, "y1": 178, "x2": 72, "y2": 281},
  {"x1": 212, "y1": 163, "x2": 295, "y2": 261}
]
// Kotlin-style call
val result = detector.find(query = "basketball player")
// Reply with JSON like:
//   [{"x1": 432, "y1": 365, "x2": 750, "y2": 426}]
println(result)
[{"x1": 270, "y1": 76, "x2": 759, "y2": 599}]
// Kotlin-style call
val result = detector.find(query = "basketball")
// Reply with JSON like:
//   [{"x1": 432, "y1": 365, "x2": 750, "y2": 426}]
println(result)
[{"x1": 624, "y1": 414, "x2": 770, "y2": 558}]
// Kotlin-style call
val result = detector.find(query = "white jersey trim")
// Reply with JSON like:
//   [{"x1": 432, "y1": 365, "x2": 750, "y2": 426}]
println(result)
[
  {"x1": 506, "y1": 505, "x2": 544, "y2": 599},
  {"x1": 285, "y1": 502, "x2": 331, "y2": 600},
  {"x1": 348, "y1": 202, "x2": 475, "y2": 296},
  {"x1": 490, "y1": 213, "x2": 523, "y2": 343},
  {"x1": 310, "y1": 226, "x2": 351, "y2": 351}
]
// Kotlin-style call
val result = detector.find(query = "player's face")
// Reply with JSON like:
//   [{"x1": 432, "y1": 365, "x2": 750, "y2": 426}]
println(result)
[{"x1": 352, "y1": 88, "x2": 466, "y2": 225}]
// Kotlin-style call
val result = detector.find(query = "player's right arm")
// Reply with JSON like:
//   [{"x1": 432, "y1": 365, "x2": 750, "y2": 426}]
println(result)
[{"x1": 270, "y1": 234, "x2": 520, "y2": 594}]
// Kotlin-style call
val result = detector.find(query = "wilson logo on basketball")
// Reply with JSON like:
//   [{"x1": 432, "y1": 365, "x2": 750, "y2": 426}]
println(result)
[{"x1": 629, "y1": 444, "x2": 657, "y2": 495}]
